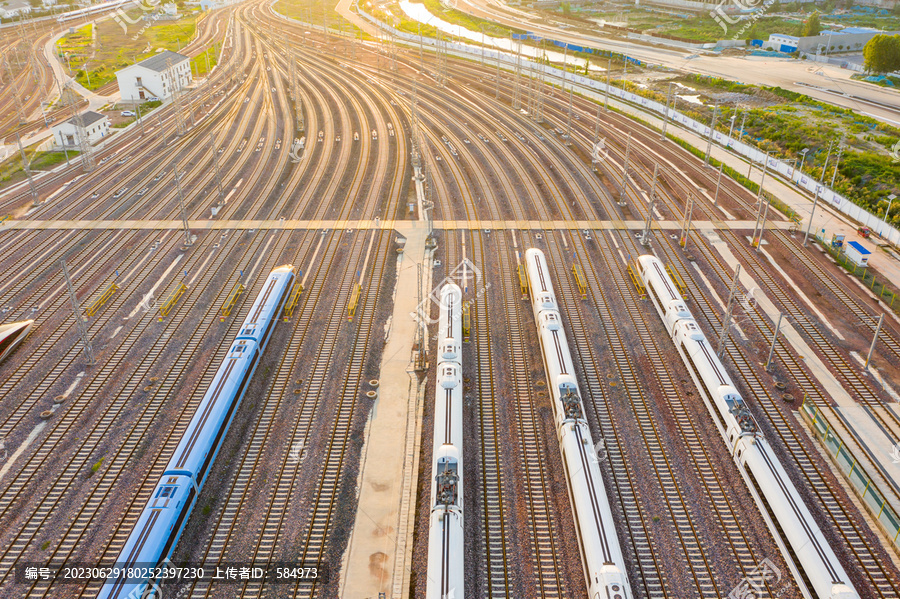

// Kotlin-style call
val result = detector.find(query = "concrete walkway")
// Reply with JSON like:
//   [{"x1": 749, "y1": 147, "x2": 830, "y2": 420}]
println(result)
[
  {"x1": 339, "y1": 222, "x2": 430, "y2": 599},
  {"x1": 584, "y1": 85, "x2": 900, "y2": 286}
]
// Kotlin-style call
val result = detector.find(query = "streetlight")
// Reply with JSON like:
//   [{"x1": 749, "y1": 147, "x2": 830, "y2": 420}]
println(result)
[
  {"x1": 728, "y1": 112, "x2": 737, "y2": 144},
  {"x1": 884, "y1": 194, "x2": 897, "y2": 234},
  {"x1": 797, "y1": 147, "x2": 809, "y2": 183}
]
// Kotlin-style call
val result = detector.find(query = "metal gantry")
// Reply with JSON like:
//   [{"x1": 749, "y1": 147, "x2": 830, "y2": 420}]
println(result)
[
  {"x1": 62, "y1": 260, "x2": 94, "y2": 365},
  {"x1": 717, "y1": 265, "x2": 742, "y2": 357}
]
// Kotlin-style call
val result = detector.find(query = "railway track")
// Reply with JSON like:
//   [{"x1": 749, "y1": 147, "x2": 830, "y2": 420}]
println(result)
[
  {"x1": 467, "y1": 231, "x2": 513, "y2": 597},
  {"x1": 494, "y1": 233, "x2": 567, "y2": 597}
]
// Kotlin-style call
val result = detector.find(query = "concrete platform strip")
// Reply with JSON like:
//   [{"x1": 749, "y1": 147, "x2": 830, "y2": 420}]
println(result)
[{"x1": 1, "y1": 219, "x2": 794, "y2": 231}]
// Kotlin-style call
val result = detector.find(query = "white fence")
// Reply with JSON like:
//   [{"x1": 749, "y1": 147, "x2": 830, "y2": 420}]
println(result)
[{"x1": 356, "y1": 8, "x2": 900, "y2": 246}]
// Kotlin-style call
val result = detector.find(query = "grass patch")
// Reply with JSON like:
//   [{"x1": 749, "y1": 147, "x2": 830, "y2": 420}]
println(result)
[
  {"x1": 86, "y1": 456, "x2": 105, "y2": 478},
  {"x1": 191, "y1": 45, "x2": 218, "y2": 77},
  {"x1": 0, "y1": 149, "x2": 80, "y2": 189},
  {"x1": 418, "y1": 0, "x2": 525, "y2": 36},
  {"x1": 58, "y1": 12, "x2": 202, "y2": 91},
  {"x1": 31, "y1": 151, "x2": 79, "y2": 170},
  {"x1": 273, "y1": 0, "x2": 344, "y2": 27},
  {"x1": 41, "y1": 541, "x2": 50, "y2": 551}
]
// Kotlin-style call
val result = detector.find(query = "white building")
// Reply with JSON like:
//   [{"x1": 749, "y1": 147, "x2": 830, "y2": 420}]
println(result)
[
  {"x1": 768, "y1": 34, "x2": 799, "y2": 53},
  {"x1": 845, "y1": 240, "x2": 872, "y2": 268},
  {"x1": 115, "y1": 50, "x2": 192, "y2": 102},
  {"x1": 0, "y1": 0, "x2": 32, "y2": 19},
  {"x1": 52, "y1": 110, "x2": 110, "y2": 147}
]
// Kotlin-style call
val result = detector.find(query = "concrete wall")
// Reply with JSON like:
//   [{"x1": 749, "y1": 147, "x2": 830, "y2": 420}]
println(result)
[
  {"x1": 797, "y1": 30, "x2": 900, "y2": 53},
  {"x1": 636, "y1": 0, "x2": 718, "y2": 11},
  {"x1": 625, "y1": 31, "x2": 716, "y2": 49}
]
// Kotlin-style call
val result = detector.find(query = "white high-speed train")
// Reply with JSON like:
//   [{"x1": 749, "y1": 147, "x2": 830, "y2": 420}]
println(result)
[
  {"x1": 524, "y1": 248, "x2": 633, "y2": 599},
  {"x1": 426, "y1": 284, "x2": 464, "y2": 599},
  {"x1": 636, "y1": 254, "x2": 859, "y2": 599},
  {"x1": 0, "y1": 320, "x2": 33, "y2": 364}
]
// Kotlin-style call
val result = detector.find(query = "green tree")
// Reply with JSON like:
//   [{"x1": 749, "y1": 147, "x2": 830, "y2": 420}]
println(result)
[
  {"x1": 800, "y1": 11, "x2": 821, "y2": 36},
  {"x1": 863, "y1": 34, "x2": 900, "y2": 74}
]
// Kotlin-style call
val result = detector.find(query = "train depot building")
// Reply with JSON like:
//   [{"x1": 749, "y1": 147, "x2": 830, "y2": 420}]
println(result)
[
  {"x1": 115, "y1": 50, "x2": 193, "y2": 102},
  {"x1": 51, "y1": 110, "x2": 109, "y2": 147}
]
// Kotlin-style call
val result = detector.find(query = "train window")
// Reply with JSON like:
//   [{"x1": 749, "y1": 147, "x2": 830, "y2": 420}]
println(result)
[{"x1": 157, "y1": 485, "x2": 176, "y2": 498}]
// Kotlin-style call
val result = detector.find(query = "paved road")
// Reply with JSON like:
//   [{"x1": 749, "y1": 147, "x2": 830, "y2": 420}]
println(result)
[{"x1": 452, "y1": 0, "x2": 900, "y2": 124}]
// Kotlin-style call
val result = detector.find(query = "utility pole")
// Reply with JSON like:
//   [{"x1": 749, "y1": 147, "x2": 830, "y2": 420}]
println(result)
[
  {"x1": 168, "y1": 58, "x2": 186, "y2": 136},
  {"x1": 171, "y1": 158, "x2": 192, "y2": 247},
  {"x1": 756, "y1": 195, "x2": 771, "y2": 251},
  {"x1": 512, "y1": 34, "x2": 522, "y2": 110},
  {"x1": 765, "y1": 312, "x2": 783, "y2": 372},
  {"x1": 480, "y1": 25, "x2": 485, "y2": 68},
  {"x1": 5, "y1": 55, "x2": 27, "y2": 125},
  {"x1": 158, "y1": 113, "x2": 167, "y2": 148},
  {"x1": 705, "y1": 101, "x2": 719, "y2": 167},
  {"x1": 136, "y1": 103, "x2": 144, "y2": 136},
  {"x1": 62, "y1": 260, "x2": 94, "y2": 365},
  {"x1": 661, "y1": 82, "x2": 673, "y2": 141},
  {"x1": 804, "y1": 185, "x2": 822, "y2": 246},
  {"x1": 591, "y1": 102, "x2": 601, "y2": 172},
  {"x1": 680, "y1": 193, "x2": 694, "y2": 249},
  {"x1": 755, "y1": 150, "x2": 771, "y2": 206},
  {"x1": 713, "y1": 163, "x2": 724, "y2": 207},
  {"x1": 65, "y1": 85, "x2": 95, "y2": 171},
  {"x1": 534, "y1": 40, "x2": 545, "y2": 122},
  {"x1": 495, "y1": 37, "x2": 501, "y2": 100},
  {"x1": 15, "y1": 133, "x2": 39, "y2": 207},
  {"x1": 739, "y1": 108, "x2": 748, "y2": 140},
  {"x1": 604, "y1": 56, "x2": 611, "y2": 112},
  {"x1": 209, "y1": 133, "x2": 224, "y2": 208},
  {"x1": 830, "y1": 134, "x2": 845, "y2": 188},
  {"x1": 803, "y1": 141, "x2": 834, "y2": 246},
  {"x1": 410, "y1": 80, "x2": 422, "y2": 170},
  {"x1": 717, "y1": 265, "x2": 741, "y2": 357},
  {"x1": 564, "y1": 80, "x2": 573, "y2": 145},
  {"x1": 865, "y1": 314, "x2": 884, "y2": 369},
  {"x1": 619, "y1": 133, "x2": 631, "y2": 205},
  {"x1": 640, "y1": 197, "x2": 655, "y2": 247}
]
